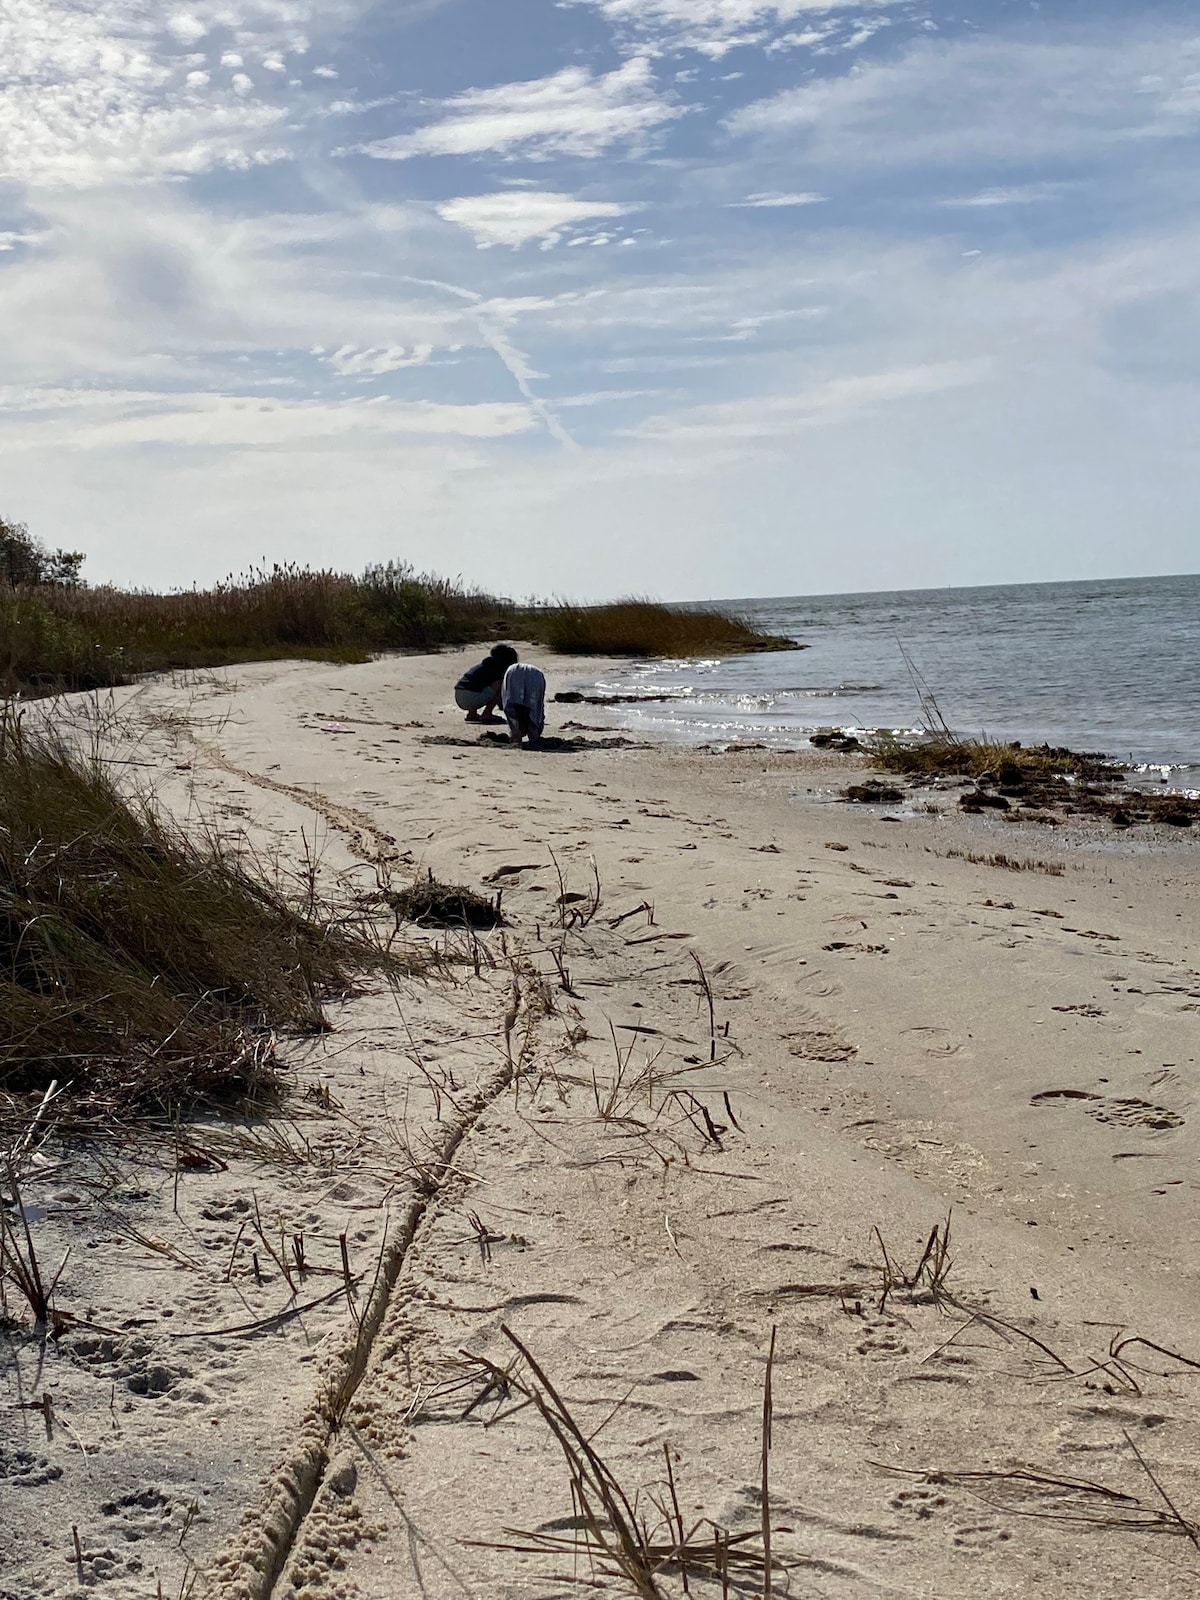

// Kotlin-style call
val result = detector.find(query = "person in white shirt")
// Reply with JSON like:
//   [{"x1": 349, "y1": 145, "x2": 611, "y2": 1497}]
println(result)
[{"x1": 501, "y1": 662, "x2": 546, "y2": 746}]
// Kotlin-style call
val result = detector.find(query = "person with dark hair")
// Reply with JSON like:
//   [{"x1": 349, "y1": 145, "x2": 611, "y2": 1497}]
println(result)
[
  {"x1": 454, "y1": 644, "x2": 519, "y2": 722},
  {"x1": 501, "y1": 660, "x2": 547, "y2": 747}
]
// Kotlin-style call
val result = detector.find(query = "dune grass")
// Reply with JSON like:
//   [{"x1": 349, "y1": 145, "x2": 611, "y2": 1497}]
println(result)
[
  {"x1": 0, "y1": 707, "x2": 392, "y2": 1113},
  {"x1": 527, "y1": 598, "x2": 794, "y2": 657},
  {"x1": 1, "y1": 519, "x2": 795, "y2": 696}
]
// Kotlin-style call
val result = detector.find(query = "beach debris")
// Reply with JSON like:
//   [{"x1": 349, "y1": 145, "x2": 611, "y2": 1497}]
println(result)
[
  {"x1": 864, "y1": 735, "x2": 1200, "y2": 828},
  {"x1": 461, "y1": 1325, "x2": 783, "y2": 1595},
  {"x1": 382, "y1": 870, "x2": 503, "y2": 929},
  {"x1": 959, "y1": 789, "x2": 1011, "y2": 812},
  {"x1": 843, "y1": 781, "x2": 904, "y2": 804},
  {"x1": 553, "y1": 690, "x2": 685, "y2": 706},
  {"x1": 810, "y1": 731, "x2": 863, "y2": 752}
]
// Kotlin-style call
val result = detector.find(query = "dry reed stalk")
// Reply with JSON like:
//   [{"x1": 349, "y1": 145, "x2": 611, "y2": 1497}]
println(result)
[
  {"x1": 461, "y1": 1325, "x2": 783, "y2": 1597},
  {"x1": 878, "y1": 1453, "x2": 1200, "y2": 1546}
]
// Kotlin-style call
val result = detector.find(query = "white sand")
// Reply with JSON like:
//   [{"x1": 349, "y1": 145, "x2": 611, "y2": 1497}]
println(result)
[{"x1": 4, "y1": 649, "x2": 1199, "y2": 1600}]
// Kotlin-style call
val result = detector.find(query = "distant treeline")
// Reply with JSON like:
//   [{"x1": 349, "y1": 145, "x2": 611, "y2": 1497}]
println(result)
[{"x1": 0, "y1": 517, "x2": 792, "y2": 696}]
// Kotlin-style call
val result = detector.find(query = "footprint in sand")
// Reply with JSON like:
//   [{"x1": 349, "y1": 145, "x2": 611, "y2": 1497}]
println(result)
[
  {"x1": 890, "y1": 1486, "x2": 948, "y2": 1520},
  {"x1": 1031, "y1": 1089, "x2": 1183, "y2": 1131},
  {"x1": 101, "y1": 1487, "x2": 176, "y2": 1541},
  {"x1": 952, "y1": 1522, "x2": 1013, "y2": 1553},
  {"x1": 856, "y1": 1317, "x2": 910, "y2": 1358},
  {"x1": 0, "y1": 1444, "x2": 62, "y2": 1487}
]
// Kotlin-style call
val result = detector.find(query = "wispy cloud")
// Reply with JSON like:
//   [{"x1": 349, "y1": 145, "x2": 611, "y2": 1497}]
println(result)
[
  {"x1": 730, "y1": 190, "x2": 824, "y2": 207},
  {"x1": 938, "y1": 183, "x2": 1069, "y2": 209},
  {"x1": 323, "y1": 343, "x2": 435, "y2": 374},
  {"x1": 626, "y1": 359, "x2": 990, "y2": 442},
  {"x1": 353, "y1": 58, "x2": 681, "y2": 162},
  {"x1": 5, "y1": 3, "x2": 1200, "y2": 597},
  {"x1": 565, "y1": 0, "x2": 896, "y2": 59},
  {"x1": 0, "y1": 385, "x2": 534, "y2": 446},
  {"x1": 437, "y1": 190, "x2": 634, "y2": 248},
  {"x1": 727, "y1": 32, "x2": 1200, "y2": 167}
]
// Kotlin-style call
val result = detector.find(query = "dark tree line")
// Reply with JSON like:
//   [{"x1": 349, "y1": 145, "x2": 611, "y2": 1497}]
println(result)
[{"x1": 1, "y1": 517, "x2": 85, "y2": 588}]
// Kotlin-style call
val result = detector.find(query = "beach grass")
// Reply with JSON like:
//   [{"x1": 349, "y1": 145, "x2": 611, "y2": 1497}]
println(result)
[
  {"x1": 2, "y1": 565, "x2": 793, "y2": 697},
  {"x1": 525, "y1": 598, "x2": 794, "y2": 657},
  {"x1": 0, "y1": 706, "x2": 390, "y2": 1113}
]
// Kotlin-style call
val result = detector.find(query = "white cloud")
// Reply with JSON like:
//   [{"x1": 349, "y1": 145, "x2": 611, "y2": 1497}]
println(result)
[
  {"x1": 221, "y1": 51, "x2": 245, "y2": 68},
  {"x1": 0, "y1": 0, "x2": 310, "y2": 186},
  {"x1": 727, "y1": 32, "x2": 1200, "y2": 167},
  {"x1": 355, "y1": 58, "x2": 681, "y2": 162},
  {"x1": 167, "y1": 13, "x2": 208, "y2": 45},
  {"x1": 0, "y1": 386, "x2": 534, "y2": 446},
  {"x1": 939, "y1": 183, "x2": 1067, "y2": 208},
  {"x1": 565, "y1": 0, "x2": 896, "y2": 58},
  {"x1": 231, "y1": 73, "x2": 255, "y2": 96},
  {"x1": 437, "y1": 191, "x2": 633, "y2": 248},
  {"x1": 731, "y1": 190, "x2": 825, "y2": 207},
  {"x1": 626, "y1": 360, "x2": 990, "y2": 442},
  {"x1": 325, "y1": 343, "x2": 435, "y2": 374}
]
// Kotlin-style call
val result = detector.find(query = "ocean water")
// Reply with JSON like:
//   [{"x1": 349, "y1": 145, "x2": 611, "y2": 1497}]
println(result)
[{"x1": 565, "y1": 574, "x2": 1200, "y2": 781}]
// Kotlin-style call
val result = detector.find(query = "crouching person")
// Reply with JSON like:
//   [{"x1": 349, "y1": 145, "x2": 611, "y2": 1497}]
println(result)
[
  {"x1": 454, "y1": 644, "x2": 518, "y2": 722},
  {"x1": 502, "y1": 661, "x2": 546, "y2": 747}
]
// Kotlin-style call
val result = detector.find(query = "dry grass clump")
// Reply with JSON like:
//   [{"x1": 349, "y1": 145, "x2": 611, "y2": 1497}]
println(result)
[
  {"x1": 0, "y1": 710, "x2": 386, "y2": 1111},
  {"x1": 4, "y1": 512, "x2": 794, "y2": 695},
  {"x1": 382, "y1": 870, "x2": 504, "y2": 929},
  {"x1": 462, "y1": 1325, "x2": 779, "y2": 1598},
  {"x1": 871, "y1": 735, "x2": 1115, "y2": 785},
  {"x1": 5, "y1": 562, "x2": 508, "y2": 691},
  {"x1": 525, "y1": 598, "x2": 794, "y2": 657},
  {"x1": 944, "y1": 847, "x2": 1065, "y2": 875},
  {"x1": 868, "y1": 735, "x2": 1198, "y2": 828}
]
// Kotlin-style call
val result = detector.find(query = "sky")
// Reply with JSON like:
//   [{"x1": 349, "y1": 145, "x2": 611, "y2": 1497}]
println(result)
[{"x1": 2, "y1": 0, "x2": 1200, "y2": 601}]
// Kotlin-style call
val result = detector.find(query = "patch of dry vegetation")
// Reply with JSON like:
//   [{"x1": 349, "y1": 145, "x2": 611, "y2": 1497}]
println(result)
[
  {"x1": 2, "y1": 518, "x2": 794, "y2": 695},
  {"x1": 530, "y1": 598, "x2": 794, "y2": 657},
  {"x1": 868, "y1": 736, "x2": 1199, "y2": 829},
  {"x1": 378, "y1": 870, "x2": 504, "y2": 929},
  {"x1": 0, "y1": 709, "x2": 390, "y2": 1113},
  {"x1": 871, "y1": 736, "x2": 1115, "y2": 785}
]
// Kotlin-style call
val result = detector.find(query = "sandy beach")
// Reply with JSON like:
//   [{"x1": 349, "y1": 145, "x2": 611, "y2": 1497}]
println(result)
[{"x1": 5, "y1": 646, "x2": 1200, "y2": 1600}]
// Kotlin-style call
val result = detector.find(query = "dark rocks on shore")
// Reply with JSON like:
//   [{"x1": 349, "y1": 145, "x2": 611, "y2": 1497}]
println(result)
[
  {"x1": 810, "y1": 732, "x2": 863, "y2": 752},
  {"x1": 843, "y1": 781, "x2": 904, "y2": 804},
  {"x1": 960, "y1": 790, "x2": 1012, "y2": 813}
]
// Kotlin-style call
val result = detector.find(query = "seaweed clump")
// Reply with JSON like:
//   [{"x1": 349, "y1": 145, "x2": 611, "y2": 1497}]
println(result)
[{"x1": 868, "y1": 737, "x2": 1198, "y2": 829}]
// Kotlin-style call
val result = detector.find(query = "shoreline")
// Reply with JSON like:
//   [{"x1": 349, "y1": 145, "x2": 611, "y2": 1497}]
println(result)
[
  {"x1": 4, "y1": 648, "x2": 1200, "y2": 1600},
  {"x1": 554, "y1": 680, "x2": 1200, "y2": 795}
]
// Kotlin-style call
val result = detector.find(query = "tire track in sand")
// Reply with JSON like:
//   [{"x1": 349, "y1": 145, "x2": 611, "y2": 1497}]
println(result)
[
  {"x1": 202, "y1": 1052, "x2": 518, "y2": 1600},
  {"x1": 191, "y1": 737, "x2": 403, "y2": 865},
  {"x1": 187, "y1": 730, "x2": 519, "y2": 1596}
]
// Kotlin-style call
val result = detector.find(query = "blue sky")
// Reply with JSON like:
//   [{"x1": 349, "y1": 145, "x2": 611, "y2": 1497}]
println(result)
[{"x1": 2, "y1": 0, "x2": 1199, "y2": 599}]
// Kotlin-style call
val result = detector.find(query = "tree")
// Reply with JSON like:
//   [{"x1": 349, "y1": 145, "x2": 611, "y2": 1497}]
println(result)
[{"x1": 0, "y1": 517, "x2": 85, "y2": 588}]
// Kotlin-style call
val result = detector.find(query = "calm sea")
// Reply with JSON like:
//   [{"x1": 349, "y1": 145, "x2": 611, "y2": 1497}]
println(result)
[{"x1": 565, "y1": 574, "x2": 1200, "y2": 782}]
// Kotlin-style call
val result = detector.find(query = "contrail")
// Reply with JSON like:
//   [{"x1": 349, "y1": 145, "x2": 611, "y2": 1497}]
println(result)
[{"x1": 397, "y1": 273, "x2": 577, "y2": 448}]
